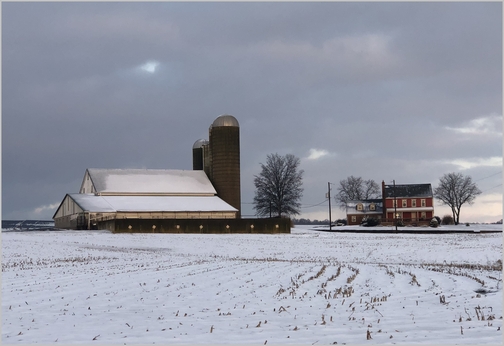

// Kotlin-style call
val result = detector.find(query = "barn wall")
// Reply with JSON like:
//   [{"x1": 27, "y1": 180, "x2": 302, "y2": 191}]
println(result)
[
  {"x1": 79, "y1": 171, "x2": 95, "y2": 194},
  {"x1": 54, "y1": 213, "x2": 81, "y2": 229},
  {"x1": 105, "y1": 218, "x2": 291, "y2": 234},
  {"x1": 54, "y1": 196, "x2": 83, "y2": 219},
  {"x1": 54, "y1": 215, "x2": 73, "y2": 229},
  {"x1": 55, "y1": 212, "x2": 116, "y2": 230},
  {"x1": 113, "y1": 211, "x2": 237, "y2": 219}
]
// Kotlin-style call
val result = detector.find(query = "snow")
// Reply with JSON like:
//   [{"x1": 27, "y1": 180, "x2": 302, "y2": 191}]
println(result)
[
  {"x1": 70, "y1": 194, "x2": 238, "y2": 213},
  {"x1": 2, "y1": 225, "x2": 502, "y2": 344},
  {"x1": 88, "y1": 169, "x2": 217, "y2": 195},
  {"x1": 69, "y1": 194, "x2": 116, "y2": 213},
  {"x1": 311, "y1": 224, "x2": 503, "y2": 233}
]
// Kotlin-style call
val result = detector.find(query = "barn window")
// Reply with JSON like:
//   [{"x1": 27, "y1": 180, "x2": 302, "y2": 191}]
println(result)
[{"x1": 357, "y1": 203, "x2": 363, "y2": 211}]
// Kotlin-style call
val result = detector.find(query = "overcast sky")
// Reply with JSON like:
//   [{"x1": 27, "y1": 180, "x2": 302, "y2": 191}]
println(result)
[{"x1": 2, "y1": 2, "x2": 502, "y2": 223}]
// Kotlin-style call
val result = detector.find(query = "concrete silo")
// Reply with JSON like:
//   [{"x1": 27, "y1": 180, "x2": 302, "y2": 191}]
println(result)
[
  {"x1": 209, "y1": 114, "x2": 241, "y2": 218},
  {"x1": 192, "y1": 139, "x2": 209, "y2": 171}
]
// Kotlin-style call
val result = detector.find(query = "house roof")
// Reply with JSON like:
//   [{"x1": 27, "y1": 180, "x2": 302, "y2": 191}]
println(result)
[
  {"x1": 86, "y1": 168, "x2": 216, "y2": 195},
  {"x1": 346, "y1": 199, "x2": 383, "y2": 207},
  {"x1": 346, "y1": 199, "x2": 383, "y2": 215},
  {"x1": 383, "y1": 183, "x2": 433, "y2": 198},
  {"x1": 68, "y1": 194, "x2": 238, "y2": 213}
]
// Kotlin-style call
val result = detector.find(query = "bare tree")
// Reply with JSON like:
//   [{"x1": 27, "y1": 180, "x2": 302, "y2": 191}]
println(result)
[
  {"x1": 335, "y1": 176, "x2": 380, "y2": 210},
  {"x1": 253, "y1": 153, "x2": 304, "y2": 217},
  {"x1": 433, "y1": 172, "x2": 482, "y2": 225}
]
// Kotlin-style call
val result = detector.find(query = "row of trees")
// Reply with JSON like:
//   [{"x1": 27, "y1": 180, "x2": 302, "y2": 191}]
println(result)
[{"x1": 252, "y1": 153, "x2": 482, "y2": 225}]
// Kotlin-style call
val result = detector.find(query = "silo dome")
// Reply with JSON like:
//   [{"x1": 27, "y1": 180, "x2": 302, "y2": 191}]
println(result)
[
  {"x1": 212, "y1": 114, "x2": 239, "y2": 127},
  {"x1": 192, "y1": 139, "x2": 209, "y2": 149}
]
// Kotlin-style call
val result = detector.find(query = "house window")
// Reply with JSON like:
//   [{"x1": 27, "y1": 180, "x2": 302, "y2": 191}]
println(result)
[
  {"x1": 392, "y1": 200, "x2": 397, "y2": 207},
  {"x1": 421, "y1": 212, "x2": 426, "y2": 220},
  {"x1": 402, "y1": 199, "x2": 407, "y2": 208},
  {"x1": 421, "y1": 199, "x2": 426, "y2": 207},
  {"x1": 351, "y1": 216, "x2": 357, "y2": 223},
  {"x1": 412, "y1": 199, "x2": 417, "y2": 207},
  {"x1": 369, "y1": 203, "x2": 376, "y2": 211},
  {"x1": 357, "y1": 203, "x2": 363, "y2": 211}
]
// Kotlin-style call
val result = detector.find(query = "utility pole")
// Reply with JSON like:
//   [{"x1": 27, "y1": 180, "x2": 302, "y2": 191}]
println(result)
[
  {"x1": 328, "y1": 182, "x2": 332, "y2": 231},
  {"x1": 393, "y1": 180, "x2": 397, "y2": 231}
]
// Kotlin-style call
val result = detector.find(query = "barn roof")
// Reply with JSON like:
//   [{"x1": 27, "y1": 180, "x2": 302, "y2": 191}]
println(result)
[
  {"x1": 68, "y1": 194, "x2": 238, "y2": 213},
  {"x1": 383, "y1": 183, "x2": 433, "y2": 198},
  {"x1": 86, "y1": 168, "x2": 216, "y2": 195}
]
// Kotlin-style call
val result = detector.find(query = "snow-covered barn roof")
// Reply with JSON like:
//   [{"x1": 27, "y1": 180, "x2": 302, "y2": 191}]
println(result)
[
  {"x1": 85, "y1": 169, "x2": 217, "y2": 195},
  {"x1": 69, "y1": 194, "x2": 238, "y2": 213}
]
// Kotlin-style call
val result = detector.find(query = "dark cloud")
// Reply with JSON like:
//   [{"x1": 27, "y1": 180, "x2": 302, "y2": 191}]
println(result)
[{"x1": 2, "y1": 2, "x2": 501, "y2": 222}]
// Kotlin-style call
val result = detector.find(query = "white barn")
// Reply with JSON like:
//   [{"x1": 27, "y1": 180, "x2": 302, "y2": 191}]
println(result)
[
  {"x1": 53, "y1": 168, "x2": 238, "y2": 230},
  {"x1": 51, "y1": 115, "x2": 291, "y2": 234}
]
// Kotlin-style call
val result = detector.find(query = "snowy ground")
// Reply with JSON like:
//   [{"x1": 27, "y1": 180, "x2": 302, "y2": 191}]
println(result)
[
  {"x1": 309, "y1": 224, "x2": 503, "y2": 233},
  {"x1": 2, "y1": 226, "x2": 502, "y2": 345}
]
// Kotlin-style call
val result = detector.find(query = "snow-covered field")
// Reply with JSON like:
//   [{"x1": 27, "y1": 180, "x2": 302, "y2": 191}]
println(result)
[
  {"x1": 310, "y1": 223, "x2": 503, "y2": 233},
  {"x1": 2, "y1": 226, "x2": 502, "y2": 344}
]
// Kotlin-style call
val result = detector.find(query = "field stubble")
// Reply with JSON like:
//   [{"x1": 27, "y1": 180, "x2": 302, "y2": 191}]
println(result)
[{"x1": 1, "y1": 228, "x2": 502, "y2": 344}]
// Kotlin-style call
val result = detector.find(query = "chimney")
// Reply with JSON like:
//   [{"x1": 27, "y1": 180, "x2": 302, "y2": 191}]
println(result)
[{"x1": 382, "y1": 180, "x2": 386, "y2": 221}]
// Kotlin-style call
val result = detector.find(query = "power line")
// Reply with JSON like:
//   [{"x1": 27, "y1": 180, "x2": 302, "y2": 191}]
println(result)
[
  {"x1": 475, "y1": 171, "x2": 502, "y2": 182},
  {"x1": 481, "y1": 184, "x2": 503, "y2": 194},
  {"x1": 301, "y1": 199, "x2": 328, "y2": 209},
  {"x1": 243, "y1": 200, "x2": 329, "y2": 208}
]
